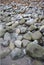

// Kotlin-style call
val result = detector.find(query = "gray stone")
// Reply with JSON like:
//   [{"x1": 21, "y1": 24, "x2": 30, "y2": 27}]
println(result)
[
  {"x1": 10, "y1": 48, "x2": 24, "y2": 60},
  {"x1": 4, "y1": 32, "x2": 11, "y2": 41},
  {"x1": 40, "y1": 25, "x2": 44, "y2": 33},
  {"x1": 23, "y1": 32, "x2": 32, "y2": 40},
  {"x1": 19, "y1": 18, "x2": 25, "y2": 24},
  {"x1": 0, "y1": 48, "x2": 11, "y2": 59},
  {"x1": 2, "y1": 40, "x2": 9, "y2": 47},
  {"x1": 28, "y1": 25, "x2": 37, "y2": 31},
  {"x1": 0, "y1": 24, "x2": 5, "y2": 37},
  {"x1": 20, "y1": 27, "x2": 27, "y2": 33},
  {"x1": 17, "y1": 35, "x2": 23, "y2": 40},
  {"x1": 26, "y1": 43, "x2": 44, "y2": 60},
  {"x1": 22, "y1": 39, "x2": 30, "y2": 47},
  {"x1": 25, "y1": 18, "x2": 37, "y2": 25},
  {"x1": 14, "y1": 40, "x2": 22, "y2": 48},
  {"x1": 32, "y1": 60, "x2": 43, "y2": 65},
  {"x1": 31, "y1": 31, "x2": 42, "y2": 40}
]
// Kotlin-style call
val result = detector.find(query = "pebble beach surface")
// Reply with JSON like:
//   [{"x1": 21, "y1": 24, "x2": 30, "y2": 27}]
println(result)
[{"x1": 0, "y1": 1, "x2": 44, "y2": 65}]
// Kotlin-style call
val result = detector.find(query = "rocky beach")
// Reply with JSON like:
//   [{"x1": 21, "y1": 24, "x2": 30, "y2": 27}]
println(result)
[{"x1": 0, "y1": 0, "x2": 44, "y2": 65}]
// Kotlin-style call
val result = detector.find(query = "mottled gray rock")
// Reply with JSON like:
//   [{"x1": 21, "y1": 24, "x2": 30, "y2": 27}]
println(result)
[
  {"x1": 40, "y1": 25, "x2": 44, "y2": 33},
  {"x1": 28, "y1": 25, "x2": 37, "y2": 31},
  {"x1": 2, "y1": 40, "x2": 9, "y2": 47},
  {"x1": 10, "y1": 48, "x2": 25, "y2": 60},
  {"x1": 0, "y1": 24, "x2": 5, "y2": 37},
  {"x1": 26, "y1": 43, "x2": 44, "y2": 60},
  {"x1": 17, "y1": 35, "x2": 23, "y2": 40},
  {"x1": 22, "y1": 39, "x2": 30, "y2": 47},
  {"x1": 12, "y1": 33, "x2": 18, "y2": 40},
  {"x1": 20, "y1": 27, "x2": 27, "y2": 33},
  {"x1": 19, "y1": 18, "x2": 25, "y2": 24},
  {"x1": 0, "y1": 48, "x2": 11, "y2": 59},
  {"x1": 31, "y1": 31, "x2": 42, "y2": 40},
  {"x1": 32, "y1": 60, "x2": 43, "y2": 65},
  {"x1": 4, "y1": 32, "x2": 11, "y2": 41},
  {"x1": 25, "y1": 18, "x2": 38, "y2": 25},
  {"x1": 14, "y1": 40, "x2": 22, "y2": 48},
  {"x1": 23, "y1": 32, "x2": 32, "y2": 40}
]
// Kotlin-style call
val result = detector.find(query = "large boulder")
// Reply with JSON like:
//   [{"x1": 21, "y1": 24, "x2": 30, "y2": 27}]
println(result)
[{"x1": 26, "y1": 43, "x2": 44, "y2": 60}]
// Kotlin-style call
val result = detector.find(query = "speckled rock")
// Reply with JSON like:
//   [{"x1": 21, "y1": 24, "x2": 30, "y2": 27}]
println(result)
[
  {"x1": 19, "y1": 18, "x2": 25, "y2": 24},
  {"x1": 4, "y1": 32, "x2": 11, "y2": 41},
  {"x1": 14, "y1": 40, "x2": 22, "y2": 48},
  {"x1": 0, "y1": 48, "x2": 11, "y2": 59},
  {"x1": 31, "y1": 31, "x2": 42, "y2": 40},
  {"x1": 23, "y1": 32, "x2": 32, "y2": 40},
  {"x1": 26, "y1": 43, "x2": 44, "y2": 60}
]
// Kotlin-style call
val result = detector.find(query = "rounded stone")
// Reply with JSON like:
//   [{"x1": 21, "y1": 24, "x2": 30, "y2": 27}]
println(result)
[
  {"x1": 22, "y1": 39, "x2": 30, "y2": 47},
  {"x1": 4, "y1": 32, "x2": 11, "y2": 41},
  {"x1": 15, "y1": 28, "x2": 20, "y2": 34},
  {"x1": 19, "y1": 18, "x2": 25, "y2": 24},
  {"x1": 20, "y1": 27, "x2": 27, "y2": 33},
  {"x1": 23, "y1": 32, "x2": 32, "y2": 40},
  {"x1": 10, "y1": 48, "x2": 24, "y2": 60},
  {"x1": 14, "y1": 40, "x2": 22, "y2": 48},
  {"x1": 1, "y1": 40, "x2": 9, "y2": 47},
  {"x1": 31, "y1": 31, "x2": 42, "y2": 40},
  {"x1": 0, "y1": 24, "x2": 5, "y2": 37}
]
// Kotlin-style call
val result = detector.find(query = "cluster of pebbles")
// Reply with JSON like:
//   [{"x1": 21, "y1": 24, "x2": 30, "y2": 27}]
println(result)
[{"x1": 0, "y1": 1, "x2": 44, "y2": 65}]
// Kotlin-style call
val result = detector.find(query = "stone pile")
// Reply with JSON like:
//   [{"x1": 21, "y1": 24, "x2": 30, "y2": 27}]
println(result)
[{"x1": 0, "y1": 1, "x2": 44, "y2": 65}]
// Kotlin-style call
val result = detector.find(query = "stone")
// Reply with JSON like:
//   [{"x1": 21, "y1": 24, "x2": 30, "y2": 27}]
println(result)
[
  {"x1": 25, "y1": 18, "x2": 37, "y2": 25},
  {"x1": 4, "y1": 32, "x2": 11, "y2": 41},
  {"x1": 1, "y1": 40, "x2": 9, "y2": 47},
  {"x1": 12, "y1": 21, "x2": 19, "y2": 28},
  {"x1": 12, "y1": 33, "x2": 18, "y2": 40},
  {"x1": 40, "y1": 25, "x2": 44, "y2": 33},
  {"x1": 28, "y1": 25, "x2": 37, "y2": 31},
  {"x1": 9, "y1": 41, "x2": 15, "y2": 50},
  {"x1": 31, "y1": 31, "x2": 42, "y2": 40},
  {"x1": 15, "y1": 28, "x2": 20, "y2": 34},
  {"x1": 10, "y1": 48, "x2": 24, "y2": 60},
  {"x1": 14, "y1": 40, "x2": 22, "y2": 48},
  {"x1": 0, "y1": 38, "x2": 4, "y2": 44},
  {"x1": 19, "y1": 18, "x2": 25, "y2": 24},
  {"x1": 22, "y1": 39, "x2": 30, "y2": 47},
  {"x1": 26, "y1": 43, "x2": 44, "y2": 60},
  {"x1": 17, "y1": 35, "x2": 23, "y2": 40},
  {"x1": 20, "y1": 27, "x2": 27, "y2": 33},
  {"x1": 0, "y1": 48, "x2": 11, "y2": 59},
  {"x1": 0, "y1": 24, "x2": 5, "y2": 37},
  {"x1": 32, "y1": 60, "x2": 43, "y2": 65},
  {"x1": 23, "y1": 32, "x2": 32, "y2": 40}
]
